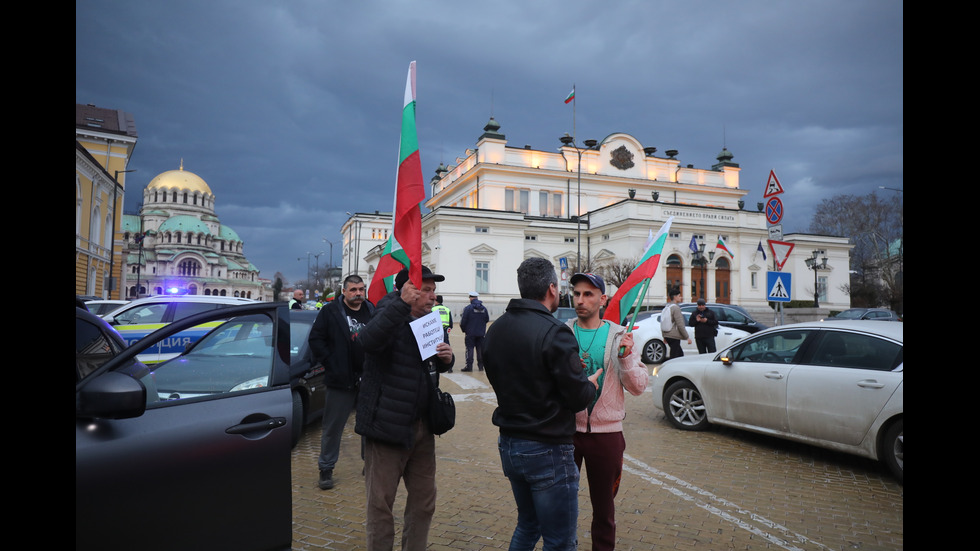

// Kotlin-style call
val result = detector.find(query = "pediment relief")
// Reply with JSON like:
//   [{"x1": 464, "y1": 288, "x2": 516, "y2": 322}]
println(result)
[{"x1": 469, "y1": 243, "x2": 498, "y2": 256}]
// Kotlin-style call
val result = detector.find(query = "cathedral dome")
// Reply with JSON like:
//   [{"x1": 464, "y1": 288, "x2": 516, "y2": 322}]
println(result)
[{"x1": 147, "y1": 162, "x2": 212, "y2": 195}]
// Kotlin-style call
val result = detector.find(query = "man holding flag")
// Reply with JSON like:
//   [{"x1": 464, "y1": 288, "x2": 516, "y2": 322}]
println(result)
[
  {"x1": 356, "y1": 61, "x2": 457, "y2": 551},
  {"x1": 566, "y1": 272, "x2": 647, "y2": 550}
]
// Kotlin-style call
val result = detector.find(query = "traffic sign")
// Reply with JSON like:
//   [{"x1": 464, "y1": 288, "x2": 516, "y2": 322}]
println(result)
[
  {"x1": 765, "y1": 197, "x2": 784, "y2": 225},
  {"x1": 559, "y1": 257, "x2": 568, "y2": 271},
  {"x1": 763, "y1": 169, "x2": 784, "y2": 198},
  {"x1": 767, "y1": 224, "x2": 783, "y2": 241},
  {"x1": 768, "y1": 240, "x2": 795, "y2": 271},
  {"x1": 767, "y1": 271, "x2": 792, "y2": 302}
]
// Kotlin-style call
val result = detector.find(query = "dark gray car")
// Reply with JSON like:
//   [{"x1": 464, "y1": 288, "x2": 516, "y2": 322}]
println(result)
[
  {"x1": 680, "y1": 303, "x2": 768, "y2": 333},
  {"x1": 76, "y1": 302, "x2": 294, "y2": 551}
]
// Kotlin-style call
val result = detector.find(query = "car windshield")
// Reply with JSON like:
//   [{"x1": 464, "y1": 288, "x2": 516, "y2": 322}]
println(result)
[{"x1": 143, "y1": 314, "x2": 274, "y2": 404}]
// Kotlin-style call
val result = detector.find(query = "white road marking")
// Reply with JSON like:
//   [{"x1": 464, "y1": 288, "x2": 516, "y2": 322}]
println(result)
[{"x1": 623, "y1": 453, "x2": 834, "y2": 551}]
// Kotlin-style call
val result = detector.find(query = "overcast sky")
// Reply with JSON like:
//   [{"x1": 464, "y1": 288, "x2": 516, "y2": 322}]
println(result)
[{"x1": 76, "y1": 0, "x2": 903, "y2": 285}]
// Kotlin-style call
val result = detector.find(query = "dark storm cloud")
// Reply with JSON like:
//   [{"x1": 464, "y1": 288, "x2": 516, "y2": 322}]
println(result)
[{"x1": 76, "y1": 0, "x2": 902, "y2": 284}]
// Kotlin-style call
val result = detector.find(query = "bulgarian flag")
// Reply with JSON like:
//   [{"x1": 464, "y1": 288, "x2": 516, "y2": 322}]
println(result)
[
  {"x1": 368, "y1": 61, "x2": 425, "y2": 305},
  {"x1": 564, "y1": 86, "x2": 575, "y2": 104},
  {"x1": 603, "y1": 217, "x2": 674, "y2": 326},
  {"x1": 716, "y1": 236, "x2": 734, "y2": 258}
]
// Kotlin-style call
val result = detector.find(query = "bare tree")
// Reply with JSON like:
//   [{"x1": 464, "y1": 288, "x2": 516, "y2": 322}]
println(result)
[{"x1": 808, "y1": 192, "x2": 903, "y2": 312}]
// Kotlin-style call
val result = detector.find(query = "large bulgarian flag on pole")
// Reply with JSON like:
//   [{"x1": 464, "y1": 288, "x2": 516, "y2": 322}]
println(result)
[
  {"x1": 368, "y1": 61, "x2": 425, "y2": 305},
  {"x1": 602, "y1": 217, "x2": 674, "y2": 326}
]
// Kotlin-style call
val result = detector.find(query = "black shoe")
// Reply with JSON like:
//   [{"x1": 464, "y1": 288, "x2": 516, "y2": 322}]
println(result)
[
  {"x1": 461, "y1": 368, "x2": 472, "y2": 372},
  {"x1": 319, "y1": 469, "x2": 334, "y2": 490},
  {"x1": 478, "y1": 367, "x2": 484, "y2": 371}
]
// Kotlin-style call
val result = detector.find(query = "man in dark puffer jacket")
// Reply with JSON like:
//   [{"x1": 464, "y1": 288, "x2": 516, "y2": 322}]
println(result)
[{"x1": 356, "y1": 265, "x2": 454, "y2": 551}]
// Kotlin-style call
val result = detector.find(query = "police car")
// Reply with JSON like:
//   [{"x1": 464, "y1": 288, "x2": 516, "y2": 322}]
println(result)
[{"x1": 102, "y1": 295, "x2": 257, "y2": 363}]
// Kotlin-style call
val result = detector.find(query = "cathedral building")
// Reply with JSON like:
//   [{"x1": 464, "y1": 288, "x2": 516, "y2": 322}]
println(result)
[{"x1": 120, "y1": 163, "x2": 266, "y2": 300}]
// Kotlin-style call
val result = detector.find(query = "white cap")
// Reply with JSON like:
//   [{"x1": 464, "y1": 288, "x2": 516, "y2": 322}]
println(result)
[{"x1": 469, "y1": 292, "x2": 479, "y2": 297}]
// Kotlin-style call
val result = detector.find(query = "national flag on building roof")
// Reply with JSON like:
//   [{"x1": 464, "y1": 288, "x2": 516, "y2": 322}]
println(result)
[
  {"x1": 756, "y1": 240, "x2": 767, "y2": 261},
  {"x1": 716, "y1": 236, "x2": 734, "y2": 258},
  {"x1": 603, "y1": 217, "x2": 674, "y2": 326},
  {"x1": 368, "y1": 61, "x2": 425, "y2": 305},
  {"x1": 564, "y1": 86, "x2": 575, "y2": 104}
]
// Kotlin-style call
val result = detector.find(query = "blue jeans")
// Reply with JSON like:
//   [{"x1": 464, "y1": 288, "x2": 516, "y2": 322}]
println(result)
[{"x1": 497, "y1": 435, "x2": 580, "y2": 551}]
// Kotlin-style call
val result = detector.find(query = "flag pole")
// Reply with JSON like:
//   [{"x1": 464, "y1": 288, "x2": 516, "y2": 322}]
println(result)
[{"x1": 618, "y1": 276, "x2": 652, "y2": 357}]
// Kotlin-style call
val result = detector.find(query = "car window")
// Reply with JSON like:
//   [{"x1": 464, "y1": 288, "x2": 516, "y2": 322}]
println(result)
[
  {"x1": 728, "y1": 330, "x2": 813, "y2": 363},
  {"x1": 76, "y1": 317, "x2": 126, "y2": 382},
  {"x1": 115, "y1": 303, "x2": 169, "y2": 325},
  {"x1": 721, "y1": 308, "x2": 749, "y2": 324},
  {"x1": 141, "y1": 314, "x2": 275, "y2": 405},
  {"x1": 172, "y1": 301, "x2": 224, "y2": 321},
  {"x1": 808, "y1": 331, "x2": 902, "y2": 371},
  {"x1": 291, "y1": 320, "x2": 313, "y2": 359}
]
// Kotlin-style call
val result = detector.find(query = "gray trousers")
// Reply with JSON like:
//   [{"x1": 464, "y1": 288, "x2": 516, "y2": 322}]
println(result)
[{"x1": 317, "y1": 387, "x2": 357, "y2": 472}]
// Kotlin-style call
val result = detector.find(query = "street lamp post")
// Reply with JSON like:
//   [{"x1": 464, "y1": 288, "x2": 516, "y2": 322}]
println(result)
[
  {"x1": 691, "y1": 243, "x2": 714, "y2": 301},
  {"x1": 559, "y1": 134, "x2": 597, "y2": 271},
  {"x1": 804, "y1": 250, "x2": 828, "y2": 308},
  {"x1": 312, "y1": 251, "x2": 325, "y2": 296}
]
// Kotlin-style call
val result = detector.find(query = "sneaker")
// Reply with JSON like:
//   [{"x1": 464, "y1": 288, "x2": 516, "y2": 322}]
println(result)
[
  {"x1": 319, "y1": 469, "x2": 334, "y2": 490},
  {"x1": 461, "y1": 368, "x2": 472, "y2": 372}
]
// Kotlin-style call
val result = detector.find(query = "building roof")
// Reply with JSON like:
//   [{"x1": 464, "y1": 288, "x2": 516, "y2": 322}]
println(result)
[{"x1": 75, "y1": 104, "x2": 138, "y2": 138}]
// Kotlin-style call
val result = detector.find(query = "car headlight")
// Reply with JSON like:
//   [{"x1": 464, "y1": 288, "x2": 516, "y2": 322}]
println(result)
[{"x1": 231, "y1": 376, "x2": 268, "y2": 392}]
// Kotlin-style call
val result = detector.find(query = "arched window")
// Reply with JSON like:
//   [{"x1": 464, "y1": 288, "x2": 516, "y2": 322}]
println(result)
[{"x1": 178, "y1": 259, "x2": 202, "y2": 277}]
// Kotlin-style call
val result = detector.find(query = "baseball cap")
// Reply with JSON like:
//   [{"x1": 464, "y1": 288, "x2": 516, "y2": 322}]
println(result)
[
  {"x1": 394, "y1": 265, "x2": 445, "y2": 289},
  {"x1": 697, "y1": 298, "x2": 706, "y2": 305},
  {"x1": 569, "y1": 272, "x2": 605, "y2": 294}
]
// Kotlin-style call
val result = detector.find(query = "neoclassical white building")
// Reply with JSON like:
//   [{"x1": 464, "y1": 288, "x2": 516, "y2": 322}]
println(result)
[
  {"x1": 120, "y1": 163, "x2": 267, "y2": 300},
  {"x1": 344, "y1": 119, "x2": 850, "y2": 321}
]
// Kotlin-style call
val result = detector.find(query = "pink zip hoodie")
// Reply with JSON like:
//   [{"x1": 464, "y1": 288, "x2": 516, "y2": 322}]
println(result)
[{"x1": 567, "y1": 319, "x2": 649, "y2": 433}]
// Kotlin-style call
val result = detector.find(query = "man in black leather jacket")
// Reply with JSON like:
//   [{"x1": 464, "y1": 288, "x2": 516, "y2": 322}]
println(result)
[
  {"x1": 484, "y1": 257, "x2": 601, "y2": 550},
  {"x1": 355, "y1": 266, "x2": 454, "y2": 551}
]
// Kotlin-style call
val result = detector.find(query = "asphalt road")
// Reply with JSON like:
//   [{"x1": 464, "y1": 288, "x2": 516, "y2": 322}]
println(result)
[{"x1": 290, "y1": 330, "x2": 903, "y2": 550}]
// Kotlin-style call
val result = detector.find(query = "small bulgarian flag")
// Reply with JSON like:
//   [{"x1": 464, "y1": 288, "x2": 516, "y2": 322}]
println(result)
[
  {"x1": 564, "y1": 86, "x2": 575, "y2": 104},
  {"x1": 716, "y1": 236, "x2": 734, "y2": 258},
  {"x1": 368, "y1": 61, "x2": 426, "y2": 305},
  {"x1": 603, "y1": 217, "x2": 674, "y2": 326}
]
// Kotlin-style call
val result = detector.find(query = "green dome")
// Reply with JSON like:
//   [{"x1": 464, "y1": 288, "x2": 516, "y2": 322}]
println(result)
[{"x1": 158, "y1": 215, "x2": 211, "y2": 235}]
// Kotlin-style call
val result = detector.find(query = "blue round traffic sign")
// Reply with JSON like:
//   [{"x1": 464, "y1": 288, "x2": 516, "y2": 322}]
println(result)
[{"x1": 765, "y1": 197, "x2": 783, "y2": 225}]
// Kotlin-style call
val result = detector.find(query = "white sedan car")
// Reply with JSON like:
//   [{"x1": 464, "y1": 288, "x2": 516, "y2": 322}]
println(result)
[
  {"x1": 650, "y1": 320, "x2": 903, "y2": 482},
  {"x1": 631, "y1": 310, "x2": 749, "y2": 364}
]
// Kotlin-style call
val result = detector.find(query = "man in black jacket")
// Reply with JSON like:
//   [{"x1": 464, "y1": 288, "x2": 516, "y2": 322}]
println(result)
[
  {"x1": 309, "y1": 275, "x2": 374, "y2": 490},
  {"x1": 484, "y1": 257, "x2": 601, "y2": 551},
  {"x1": 356, "y1": 266, "x2": 454, "y2": 551}
]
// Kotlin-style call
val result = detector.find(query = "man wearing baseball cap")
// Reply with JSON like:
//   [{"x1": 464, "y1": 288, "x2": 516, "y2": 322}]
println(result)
[
  {"x1": 355, "y1": 265, "x2": 455, "y2": 550},
  {"x1": 568, "y1": 272, "x2": 649, "y2": 551}
]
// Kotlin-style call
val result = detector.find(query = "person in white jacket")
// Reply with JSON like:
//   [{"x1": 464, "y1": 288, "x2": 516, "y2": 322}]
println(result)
[{"x1": 566, "y1": 272, "x2": 649, "y2": 551}]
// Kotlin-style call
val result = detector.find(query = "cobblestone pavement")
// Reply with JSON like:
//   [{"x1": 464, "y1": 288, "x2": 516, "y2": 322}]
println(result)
[{"x1": 291, "y1": 331, "x2": 903, "y2": 550}]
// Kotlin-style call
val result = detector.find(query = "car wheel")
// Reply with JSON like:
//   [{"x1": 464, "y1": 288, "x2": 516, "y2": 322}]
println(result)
[
  {"x1": 881, "y1": 419, "x2": 903, "y2": 484},
  {"x1": 290, "y1": 390, "x2": 304, "y2": 449},
  {"x1": 642, "y1": 339, "x2": 666, "y2": 364},
  {"x1": 663, "y1": 380, "x2": 709, "y2": 431}
]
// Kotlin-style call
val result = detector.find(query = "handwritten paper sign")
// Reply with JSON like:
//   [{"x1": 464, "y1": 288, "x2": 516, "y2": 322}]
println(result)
[{"x1": 410, "y1": 311, "x2": 444, "y2": 360}]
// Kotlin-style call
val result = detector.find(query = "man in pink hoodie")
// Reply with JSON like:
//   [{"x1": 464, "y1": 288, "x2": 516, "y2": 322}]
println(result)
[{"x1": 566, "y1": 273, "x2": 649, "y2": 551}]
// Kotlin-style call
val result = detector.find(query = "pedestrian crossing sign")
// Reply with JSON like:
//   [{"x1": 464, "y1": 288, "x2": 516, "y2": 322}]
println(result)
[{"x1": 767, "y1": 272, "x2": 792, "y2": 302}]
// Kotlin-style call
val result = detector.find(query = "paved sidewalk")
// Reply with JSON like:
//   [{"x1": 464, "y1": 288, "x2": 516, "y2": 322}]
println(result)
[{"x1": 290, "y1": 328, "x2": 904, "y2": 550}]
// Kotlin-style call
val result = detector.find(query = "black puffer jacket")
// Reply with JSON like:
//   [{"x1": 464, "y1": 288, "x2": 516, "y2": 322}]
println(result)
[
  {"x1": 355, "y1": 291, "x2": 454, "y2": 448},
  {"x1": 483, "y1": 298, "x2": 596, "y2": 444}
]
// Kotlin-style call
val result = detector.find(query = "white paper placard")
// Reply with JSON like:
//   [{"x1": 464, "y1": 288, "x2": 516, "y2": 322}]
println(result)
[{"x1": 410, "y1": 311, "x2": 444, "y2": 360}]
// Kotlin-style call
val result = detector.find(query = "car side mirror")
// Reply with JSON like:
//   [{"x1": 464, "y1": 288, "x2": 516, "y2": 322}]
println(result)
[
  {"x1": 720, "y1": 355, "x2": 734, "y2": 366},
  {"x1": 77, "y1": 372, "x2": 147, "y2": 420}
]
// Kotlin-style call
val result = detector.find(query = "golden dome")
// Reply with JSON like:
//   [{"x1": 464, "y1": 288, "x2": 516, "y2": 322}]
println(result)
[{"x1": 147, "y1": 160, "x2": 212, "y2": 195}]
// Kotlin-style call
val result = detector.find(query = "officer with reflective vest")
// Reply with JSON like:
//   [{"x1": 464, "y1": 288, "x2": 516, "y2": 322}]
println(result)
[{"x1": 433, "y1": 295, "x2": 453, "y2": 335}]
